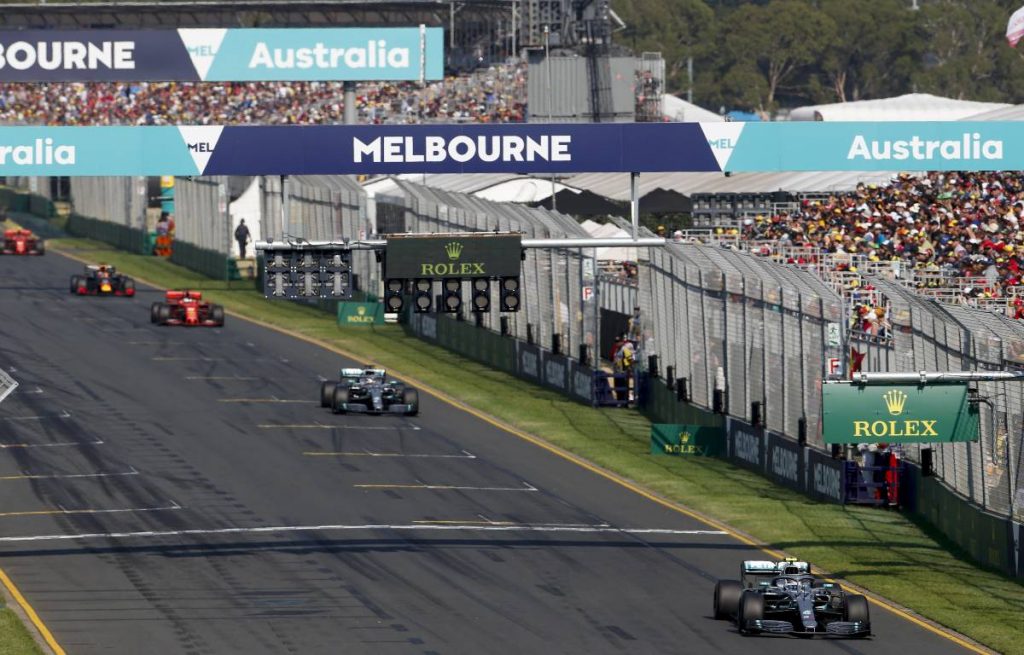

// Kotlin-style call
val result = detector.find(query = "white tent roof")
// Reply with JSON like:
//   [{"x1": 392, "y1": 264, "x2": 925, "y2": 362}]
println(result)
[
  {"x1": 789, "y1": 93, "x2": 1010, "y2": 122},
  {"x1": 961, "y1": 103, "x2": 1024, "y2": 121},
  {"x1": 580, "y1": 219, "x2": 635, "y2": 261},
  {"x1": 662, "y1": 95, "x2": 724, "y2": 122},
  {"x1": 474, "y1": 178, "x2": 576, "y2": 203}
]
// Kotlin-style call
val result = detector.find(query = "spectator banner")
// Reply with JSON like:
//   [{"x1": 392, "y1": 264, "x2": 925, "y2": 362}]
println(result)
[
  {"x1": 766, "y1": 431, "x2": 804, "y2": 492},
  {"x1": 822, "y1": 383, "x2": 980, "y2": 444},
  {"x1": 806, "y1": 448, "x2": 845, "y2": 504},
  {"x1": 650, "y1": 424, "x2": 724, "y2": 456},
  {"x1": 0, "y1": 28, "x2": 443, "y2": 82},
  {"x1": 726, "y1": 417, "x2": 764, "y2": 471},
  {"x1": 9, "y1": 122, "x2": 1024, "y2": 176}
]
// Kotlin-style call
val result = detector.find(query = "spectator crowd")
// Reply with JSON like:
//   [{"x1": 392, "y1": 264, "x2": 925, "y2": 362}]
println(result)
[
  {"x1": 0, "y1": 61, "x2": 527, "y2": 126},
  {"x1": 741, "y1": 171, "x2": 1024, "y2": 310}
]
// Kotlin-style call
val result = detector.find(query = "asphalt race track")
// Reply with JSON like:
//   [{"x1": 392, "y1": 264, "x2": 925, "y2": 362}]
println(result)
[{"x1": 0, "y1": 252, "x2": 975, "y2": 655}]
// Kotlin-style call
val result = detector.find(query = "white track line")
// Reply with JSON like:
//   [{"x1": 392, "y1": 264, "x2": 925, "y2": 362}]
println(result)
[
  {"x1": 152, "y1": 357, "x2": 224, "y2": 362},
  {"x1": 0, "y1": 439, "x2": 103, "y2": 450},
  {"x1": 355, "y1": 481, "x2": 537, "y2": 492},
  {"x1": 1, "y1": 410, "x2": 71, "y2": 421},
  {"x1": 185, "y1": 376, "x2": 260, "y2": 381},
  {"x1": 218, "y1": 398, "x2": 317, "y2": 404},
  {"x1": 0, "y1": 469, "x2": 138, "y2": 482},
  {"x1": 259, "y1": 422, "x2": 420, "y2": 430},
  {"x1": 304, "y1": 449, "x2": 476, "y2": 459},
  {"x1": 0, "y1": 522, "x2": 727, "y2": 544},
  {"x1": 0, "y1": 501, "x2": 180, "y2": 520},
  {"x1": 128, "y1": 341, "x2": 185, "y2": 346}
]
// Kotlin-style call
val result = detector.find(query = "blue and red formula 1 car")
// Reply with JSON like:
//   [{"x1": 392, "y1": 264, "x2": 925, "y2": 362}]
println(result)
[{"x1": 70, "y1": 264, "x2": 135, "y2": 296}]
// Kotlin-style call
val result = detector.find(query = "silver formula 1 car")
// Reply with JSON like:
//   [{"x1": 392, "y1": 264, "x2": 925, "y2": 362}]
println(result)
[
  {"x1": 713, "y1": 559, "x2": 871, "y2": 638},
  {"x1": 319, "y1": 367, "x2": 419, "y2": 416}
]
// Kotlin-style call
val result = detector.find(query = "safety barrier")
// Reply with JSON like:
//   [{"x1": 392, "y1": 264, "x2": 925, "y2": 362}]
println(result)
[
  {"x1": 169, "y1": 239, "x2": 241, "y2": 281},
  {"x1": 66, "y1": 213, "x2": 147, "y2": 254}
]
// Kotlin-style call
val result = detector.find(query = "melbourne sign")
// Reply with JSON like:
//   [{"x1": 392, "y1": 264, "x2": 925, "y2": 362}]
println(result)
[
  {"x1": 0, "y1": 28, "x2": 443, "y2": 81},
  {"x1": 10, "y1": 123, "x2": 1024, "y2": 176},
  {"x1": 822, "y1": 383, "x2": 980, "y2": 444},
  {"x1": 385, "y1": 234, "x2": 522, "y2": 279}
]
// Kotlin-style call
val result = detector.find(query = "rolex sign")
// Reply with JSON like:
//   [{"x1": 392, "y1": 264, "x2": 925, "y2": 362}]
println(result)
[
  {"x1": 822, "y1": 383, "x2": 979, "y2": 444},
  {"x1": 385, "y1": 234, "x2": 522, "y2": 279}
]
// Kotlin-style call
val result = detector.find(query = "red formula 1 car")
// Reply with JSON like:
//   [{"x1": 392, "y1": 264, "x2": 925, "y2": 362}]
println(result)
[
  {"x1": 151, "y1": 290, "x2": 225, "y2": 327},
  {"x1": 1, "y1": 229, "x2": 45, "y2": 255},
  {"x1": 70, "y1": 264, "x2": 135, "y2": 296}
]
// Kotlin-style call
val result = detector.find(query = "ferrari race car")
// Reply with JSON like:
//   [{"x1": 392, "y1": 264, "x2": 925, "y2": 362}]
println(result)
[
  {"x1": 70, "y1": 264, "x2": 135, "y2": 296},
  {"x1": 1, "y1": 229, "x2": 44, "y2": 255},
  {"x1": 713, "y1": 558, "x2": 871, "y2": 638},
  {"x1": 151, "y1": 290, "x2": 225, "y2": 327},
  {"x1": 320, "y1": 367, "x2": 419, "y2": 416}
]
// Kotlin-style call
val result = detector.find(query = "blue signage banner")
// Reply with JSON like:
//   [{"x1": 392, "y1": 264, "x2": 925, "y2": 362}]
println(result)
[
  {"x1": 0, "y1": 27, "x2": 443, "y2": 82},
  {"x1": 4, "y1": 122, "x2": 1024, "y2": 175}
]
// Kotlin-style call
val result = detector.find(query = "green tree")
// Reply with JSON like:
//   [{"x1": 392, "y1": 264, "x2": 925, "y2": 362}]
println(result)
[
  {"x1": 717, "y1": 0, "x2": 837, "y2": 114},
  {"x1": 614, "y1": 0, "x2": 716, "y2": 94}
]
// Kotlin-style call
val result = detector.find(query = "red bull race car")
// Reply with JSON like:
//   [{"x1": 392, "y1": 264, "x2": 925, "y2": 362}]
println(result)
[
  {"x1": 1, "y1": 228, "x2": 44, "y2": 255},
  {"x1": 151, "y1": 290, "x2": 225, "y2": 327},
  {"x1": 69, "y1": 264, "x2": 135, "y2": 296}
]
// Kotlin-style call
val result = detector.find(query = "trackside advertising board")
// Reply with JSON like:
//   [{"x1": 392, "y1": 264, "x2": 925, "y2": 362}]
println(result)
[
  {"x1": 385, "y1": 234, "x2": 522, "y2": 279},
  {"x1": 822, "y1": 383, "x2": 980, "y2": 444},
  {"x1": 0, "y1": 28, "x2": 443, "y2": 81},
  {"x1": 6, "y1": 122, "x2": 1024, "y2": 175}
]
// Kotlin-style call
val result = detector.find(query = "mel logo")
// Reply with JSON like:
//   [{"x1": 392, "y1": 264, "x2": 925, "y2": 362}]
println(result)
[{"x1": 177, "y1": 126, "x2": 224, "y2": 174}]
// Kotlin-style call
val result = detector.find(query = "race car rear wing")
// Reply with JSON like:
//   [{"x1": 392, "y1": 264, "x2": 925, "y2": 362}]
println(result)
[
  {"x1": 340, "y1": 368, "x2": 385, "y2": 378},
  {"x1": 741, "y1": 559, "x2": 810, "y2": 587}
]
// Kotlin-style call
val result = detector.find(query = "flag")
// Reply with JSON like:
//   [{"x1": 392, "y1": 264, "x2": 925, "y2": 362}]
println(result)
[
  {"x1": 1008, "y1": 5, "x2": 1024, "y2": 47},
  {"x1": 849, "y1": 348, "x2": 866, "y2": 375}
]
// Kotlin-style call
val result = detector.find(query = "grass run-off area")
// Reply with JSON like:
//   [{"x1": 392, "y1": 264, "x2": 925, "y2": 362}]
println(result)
[
  {"x1": 40, "y1": 237, "x2": 1024, "y2": 655},
  {"x1": 0, "y1": 607, "x2": 43, "y2": 655}
]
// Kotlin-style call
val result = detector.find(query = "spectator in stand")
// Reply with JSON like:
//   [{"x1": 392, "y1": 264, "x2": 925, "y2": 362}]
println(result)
[
  {"x1": 741, "y1": 172, "x2": 1024, "y2": 317},
  {"x1": 0, "y1": 61, "x2": 527, "y2": 126}
]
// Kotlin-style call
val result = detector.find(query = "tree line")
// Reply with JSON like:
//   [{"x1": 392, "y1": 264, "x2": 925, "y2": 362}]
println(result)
[{"x1": 614, "y1": 0, "x2": 1024, "y2": 115}]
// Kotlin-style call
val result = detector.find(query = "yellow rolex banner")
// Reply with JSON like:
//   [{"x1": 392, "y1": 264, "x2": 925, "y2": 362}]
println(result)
[
  {"x1": 650, "y1": 424, "x2": 724, "y2": 456},
  {"x1": 822, "y1": 383, "x2": 979, "y2": 444}
]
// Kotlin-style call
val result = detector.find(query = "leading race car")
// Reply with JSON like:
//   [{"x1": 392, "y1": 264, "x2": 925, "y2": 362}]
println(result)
[
  {"x1": 1, "y1": 228, "x2": 44, "y2": 255},
  {"x1": 151, "y1": 290, "x2": 225, "y2": 327},
  {"x1": 70, "y1": 264, "x2": 135, "y2": 296},
  {"x1": 320, "y1": 367, "x2": 419, "y2": 416},
  {"x1": 713, "y1": 558, "x2": 871, "y2": 638}
]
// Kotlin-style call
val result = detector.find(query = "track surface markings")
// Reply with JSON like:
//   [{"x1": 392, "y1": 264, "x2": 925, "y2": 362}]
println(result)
[
  {"x1": 0, "y1": 522, "x2": 728, "y2": 544},
  {"x1": 0, "y1": 501, "x2": 181, "y2": 519},
  {"x1": 354, "y1": 481, "x2": 538, "y2": 492},
  {"x1": 303, "y1": 449, "x2": 477, "y2": 459},
  {"x1": 259, "y1": 422, "x2": 420, "y2": 430},
  {"x1": 1, "y1": 410, "x2": 71, "y2": 421},
  {"x1": 0, "y1": 439, "x2": 104, "y2": 450},
  {"x1": 185, "y1": 375, "x2": 260, "y2": 381},
  {"x1": 0, "y1": 468, "x2": 138, "y2": 482},
  {"x1": 219, "y1": 397, "x2": 317, "y2": 404}
]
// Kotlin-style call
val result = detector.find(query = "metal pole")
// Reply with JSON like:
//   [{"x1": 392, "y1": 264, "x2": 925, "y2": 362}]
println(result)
[
  {"x1": 545, "y1": 24, "x2": 556, "y2": 211},
  {"x1": 343, "y1": 82, "x2": 356, "y2": 125},
  {"x1": 687, "y1": 57, "x2": 694, "y2": 104},
  {"x1": 630, "y1": 171, "x2": 639, "y2": 240},
  {"x1": 280, "y1": 175, "x2": 290, "y2": 238},
  {"x1": 847, "y1": 371, "x2": 1024, "y2": 384},
  {"x1": 450, "y1": 1, "x2": 455, "y2": 49},
  {"x1": 511, "y1": 0, "x2": 518, "y2": 57},
  {"x1": 256, "y1": 237, "x2": 669, "y2": 250}
]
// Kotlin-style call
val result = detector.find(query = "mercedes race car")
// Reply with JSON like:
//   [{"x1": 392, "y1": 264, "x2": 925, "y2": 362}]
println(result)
[
  {"x1": 1, "y1": 228, "x2": 44, "y2": 255},
  {"x1": 320, "y1": 367, "x2": 419, "y2": 416},
  {"x1": 713, "y1": 558, "x2": 871, "y2": 638},
  {"x1": 151, "y1": 290, "x2": 225, "y2": 327},
  {"x1": 70, "y1": 264, "x2": 135, "y2": 296}
]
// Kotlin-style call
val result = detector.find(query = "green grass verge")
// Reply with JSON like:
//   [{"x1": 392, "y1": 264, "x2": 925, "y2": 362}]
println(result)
[
  {"x1": 0, "y1": 607, "x2": 43, "y2": 655},
  {"x1": 49, "y1": 237, "x2": 1024, "y2": 654}
]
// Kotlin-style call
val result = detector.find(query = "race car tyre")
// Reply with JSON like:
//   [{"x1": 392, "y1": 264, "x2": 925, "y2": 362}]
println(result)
[
  {"x1": 403, "y1": 388, "x2": 419, "y2": 416},
  {"x1": 320, "y1": 381, "x2": 337, "y2": 408},
  {"x1": 35, "y1": 241, "x2": 44, "y2": 255},
  {"x1": 69, "y1": 275, "x2": 81, "y2": 294},
  {"x1": 331, "y1": 386, "x2": 350, "y2": 414},
  {"x1": 737, "y1": 591, "x2": 763, "y2": 635},
  {"x1": 156, "y1": 303, "x2": 172, "y2": 324},
  {"x1": 844, "y1": 594, "x2": 869, "y2": 626},
  {"x1": 211, "y1": 305, "x2": 225, "y2": 326},
  {"x1": 150, "y1": 302, "x2": 163, "y2": 323},
  {"x1": 121, "y1": 278, "x2": 136, "y2": 296},
  {"x1": 713, "y1": 580, "x2": 743, "y2": 620}
]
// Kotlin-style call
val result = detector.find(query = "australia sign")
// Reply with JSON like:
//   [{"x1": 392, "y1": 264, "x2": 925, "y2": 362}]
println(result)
[
  {"x1": 0, "y1": 28, "x2": 443, "y2": 82},
  {"x1": 822, "y1": 383, "x2": 980, "y2": 444}
]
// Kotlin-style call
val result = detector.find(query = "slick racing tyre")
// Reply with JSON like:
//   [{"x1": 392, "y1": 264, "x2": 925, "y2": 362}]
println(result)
[
  {"x1": 403, "y1": 388, "x2": 419, "y2": 416},
  {"x1": 713, "y1": 580, "x2": 743, "y2": 620},
  {"x1": 737, "y1": 591, "x2": 764, "y2": 635},
  {"x1": 151, "y1": 302, "x2": 163, "y2": 323},
  {"x1": 34, "y1": 241, "x2": 44, "y2": 255},
  {"x1": 156, "y1": 303, "x2": 172, "y2": 324},
  {"x1": 121, "y1": 278, "x2": 135, "y2": 295},
  {"x1": 331, "y1": 386, "x2": 351, "y2": 414},
  {"x1": 320, "y1": 381, "x2": 337, "y2": 408},
  {"x1": 70, "y1": 275, "x2": 82, "y2": 294},
  {"x1": 844, "y1": 594, "x2": 869, "y2": 635},
  {"x1": 211, "y1": 305, "x2": 225, "y2": 327}
]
